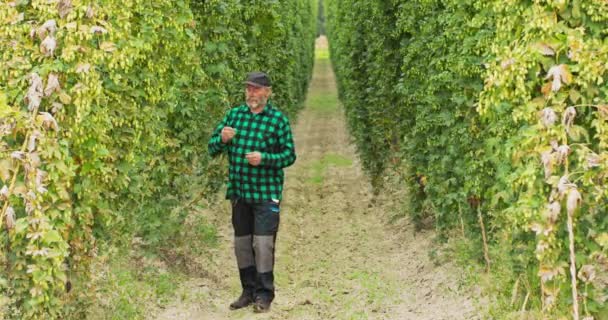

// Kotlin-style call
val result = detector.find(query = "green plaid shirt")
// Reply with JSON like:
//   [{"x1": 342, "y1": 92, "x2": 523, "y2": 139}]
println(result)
[{"x1": 208, "y1": 103, "x2": 296, "y2": 203}]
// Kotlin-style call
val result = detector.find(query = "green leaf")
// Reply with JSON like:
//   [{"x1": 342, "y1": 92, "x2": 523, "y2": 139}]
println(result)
[{"x1": 42, "y1": 230, "x2": 63, "y2": 245}]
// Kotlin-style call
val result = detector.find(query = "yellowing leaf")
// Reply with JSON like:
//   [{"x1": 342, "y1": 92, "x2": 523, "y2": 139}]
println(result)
[
  {"x1": 535, "y1": 42, "x2": 555, "y2": 56},
  {"x1": 100, "y1": 42, "x2": 117, "y2": 52},
  {"x1": 541, "y1": 82, "x2": 552, "y2": 96},
  {"x1": 0, "y1": 159, "x2": 11, "y2": 182},
  {"x1": 596, "y1": 233, "x2": 608, "y2": 248},
  {"x1": 42, "y1": 230, "x2": 63, "y2": 244},
  {"x1": 569, "y1": 89, "x2": 581, "y2": 104},
  {"x1": 59, "y1": 91, "x2": 72, "y2": 104},
  {"x1": 13, "y1": 182, "x2": 26, "y2": 196},
  {"x1": 597, "y1": 105, "x2": 608, "y2": 119}
]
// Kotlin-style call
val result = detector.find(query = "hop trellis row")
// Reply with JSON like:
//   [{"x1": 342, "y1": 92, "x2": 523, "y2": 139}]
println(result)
[
  {"x1": 1, "y1": 0, "x2": 317, "y2": 318},
  {"x1": 326, "y1": 0, "x2": 608, "y2": 318}
]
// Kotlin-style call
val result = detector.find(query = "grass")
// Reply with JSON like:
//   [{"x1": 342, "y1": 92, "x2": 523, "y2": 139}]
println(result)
[
  {"x1": 88, "y1": 213, "x2": 218, "y2": 319},
  {"x1": 308, "y1": 153, "x2": 353, "y2": 184},
  {"x1": 315, "y1": 47, "x2": 330, "y2": 60},
  {"x1": 307, "y1": 50, "x2": 339, "y2": 114},
  {"x1": 87, "y1": 248, "x2": 186, "y2": 320}
]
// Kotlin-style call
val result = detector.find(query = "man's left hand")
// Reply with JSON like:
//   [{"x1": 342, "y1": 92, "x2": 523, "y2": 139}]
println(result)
[{"x1": 245, "y1": 152, "x2": 262, "y2": 166}]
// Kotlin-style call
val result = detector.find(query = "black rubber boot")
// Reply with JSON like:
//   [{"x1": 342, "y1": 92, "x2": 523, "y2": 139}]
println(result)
[
  {"x1": 238, "y1": 266, "x2": 256, "y2": 294},
  {"x1": 253, "y1": 296, "x2": 271, "y2": 313},
  {"x1": 229, "y1": 292, "x2": 254, "y2": 310}
]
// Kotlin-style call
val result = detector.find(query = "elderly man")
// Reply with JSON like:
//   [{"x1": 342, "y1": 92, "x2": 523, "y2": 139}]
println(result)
[{"x1": 207, "y1": 72, "x2": 296, "y2": 313}]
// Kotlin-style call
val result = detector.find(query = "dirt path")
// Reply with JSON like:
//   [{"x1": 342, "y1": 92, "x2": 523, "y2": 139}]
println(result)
[{"x1": 154, "y1": 36, "x2": 482, "y2": 320}]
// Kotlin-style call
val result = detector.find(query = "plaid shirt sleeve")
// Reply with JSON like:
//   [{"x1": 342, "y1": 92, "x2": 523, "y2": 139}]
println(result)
[
  {"x1": 208, "y1": 109, "x2": 232, "y2": 157},
  {"x1": 260, "y1": 116, "x2": 296, "y2": 169}
]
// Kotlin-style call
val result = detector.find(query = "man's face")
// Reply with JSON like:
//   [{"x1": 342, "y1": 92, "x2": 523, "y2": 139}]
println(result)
[{"x1": 246, "y1": 84, "x2": 270, "y2": 110}]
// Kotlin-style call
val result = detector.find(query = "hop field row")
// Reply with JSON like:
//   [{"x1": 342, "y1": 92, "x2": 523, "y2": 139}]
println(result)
[
  {"x1": 0, "y1": 1, "x2": 317, "y2": 318},
  {"x1": 326, "y1": 0, "x2": 608, "y2": 318}
]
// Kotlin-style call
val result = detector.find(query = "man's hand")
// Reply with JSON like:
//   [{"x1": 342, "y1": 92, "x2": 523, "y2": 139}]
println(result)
[
  {"x1": 245, "y1": 152, "x2": 262, "y2": 166},
  {"x1": 221, "y1": 127, "x2": 236, "y2": 144}
]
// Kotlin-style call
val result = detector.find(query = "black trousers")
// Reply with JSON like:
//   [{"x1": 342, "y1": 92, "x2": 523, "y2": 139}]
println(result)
[{"x1": 231, "y1": 197, "x2": 280, "y2": 301}]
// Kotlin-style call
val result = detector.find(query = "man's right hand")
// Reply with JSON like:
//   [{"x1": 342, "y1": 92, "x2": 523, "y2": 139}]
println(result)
[{"x1": 221, "y1": 126, "x2": 236, "y2": 144}]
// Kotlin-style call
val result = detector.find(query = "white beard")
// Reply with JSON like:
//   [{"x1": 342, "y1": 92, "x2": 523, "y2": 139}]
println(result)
[{"x1": 246, "y1": 98, "x2": 266, "y2": 110}]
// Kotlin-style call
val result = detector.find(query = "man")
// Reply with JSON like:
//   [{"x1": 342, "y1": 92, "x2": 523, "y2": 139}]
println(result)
[{"x1": 207, "y1": 71, "x2": 296, "y2": 313}]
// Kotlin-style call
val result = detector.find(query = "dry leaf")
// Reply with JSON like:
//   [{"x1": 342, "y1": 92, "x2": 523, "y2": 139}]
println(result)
[
  {"x1": 41, "y1": 20, "x2": 57, "y2": 35},
  {"x1": 75, "y1": 63, "x2": 91, "y2": 73},
  {"x1": 543, "y1": 201, "x2": 561, "y2": 224},
  {"x1": 28, "y1": 153, "x2": 41, "y2": 168},
  {"x1": 5, "y1": 206, "x2": 15, "y2": 230},
  {"x1": 26, "y1": 94, "x2": 41, "y2": 111},
  {"x1": 0, "y1": 185, "x2": 9, "y2": 201},
  {"x1": 28, "y1": 73, "x2": 43, "y2": 93},
  {"x1": 35, "y1": 170, "x2": 47, "y2": 189},
  {"x1": 541, "y1": 107, "x2": 558, "y2": 127},
  {"x1": 10, "y1": 151, "x2": 25, "y2": 161},
  {"x1": 541, "y1": 150, "x2": 553, "y2": 179},
  {"x1": 538, "y1": 265, "x2": 561, "y2": 282},
  {"x1": 86, "y1": 5, "x2": 95, "y2": 18},
  {"x1": 44, "y1": 73, "x2": 60, "y2": 97},
  {"x1": 536, "y1": 43, "x2": 555, "y2": 56},
  {"x1": 25, "y1": 201, "x2": 35, "y2": 215},
  {"x1": 58, "y1": 0, "x2": 72, "y2": 19},
  {"x1": 25, "y1": 191, "x2": 36, "y2": 201},
  {"x1": 586, "y1": 153, "x2": 601, "y2": 168},
  {"x1": 558, "y1": 176, "x2": 574, "y2": 196},
  {"x1": 0, "y1": 122, "x2": 14, "y2": 136},
  {"x1": 28, "y1": 130, "x2": 41, "y2": 152},
  {"x1": 597, "y1": 104, "x2": 608, "y2": 119},
  {"x1": 51, "y1": 102, "x2": 63, "y2": 114},
  {"x1": 543, "y1": 293, "x2": 556, "y2": 308},
  {"x1": 501, "y1": 58, "x2": 515, "y2": 69},
  {"x1": 38, "y1": 112, "x2": 59, "y2": 131},
  {"x1": 550, "y1": 140, "x2": 559, "y2": 151},
  {"x1": 37, "y1": 186, "x2": 48, "y2": 194},
  {"x1": 536, "y1": 240, "x2": 551, "y2": 255},
  {"x1": 91, "y1": 26, "x2": 108, "y2": 35},
  {"x1": 562, "y1": 106, "x2": 576, "y2": 132},
  {"x1": 567, "y1": 188, "x2": 582, "y2": 216},
  {"x1": 578, "y1": 265, "x2": 596, "y2": 283},
  {"x1": 531, "y1": 223, "x2": 553, "y2": 236},
  {"x1": 555, "y1": 145, "x2": 571, "y2": 165},
  {"x1": 545, "y1": 64, "x2": 572, "y2": 92},
  {"x1": 40, "y1": 36, "x2": 57, "y2": 57}
]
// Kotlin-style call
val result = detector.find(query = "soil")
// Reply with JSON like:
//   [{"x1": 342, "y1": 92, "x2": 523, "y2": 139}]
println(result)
[{"x1": 153, "y1": 36, "x2": 483, "y2": 320}]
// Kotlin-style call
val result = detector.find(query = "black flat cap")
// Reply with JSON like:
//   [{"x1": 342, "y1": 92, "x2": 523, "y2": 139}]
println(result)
[{"x1": 245, "y1": 71, "x2": 271, "y2": 88}]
